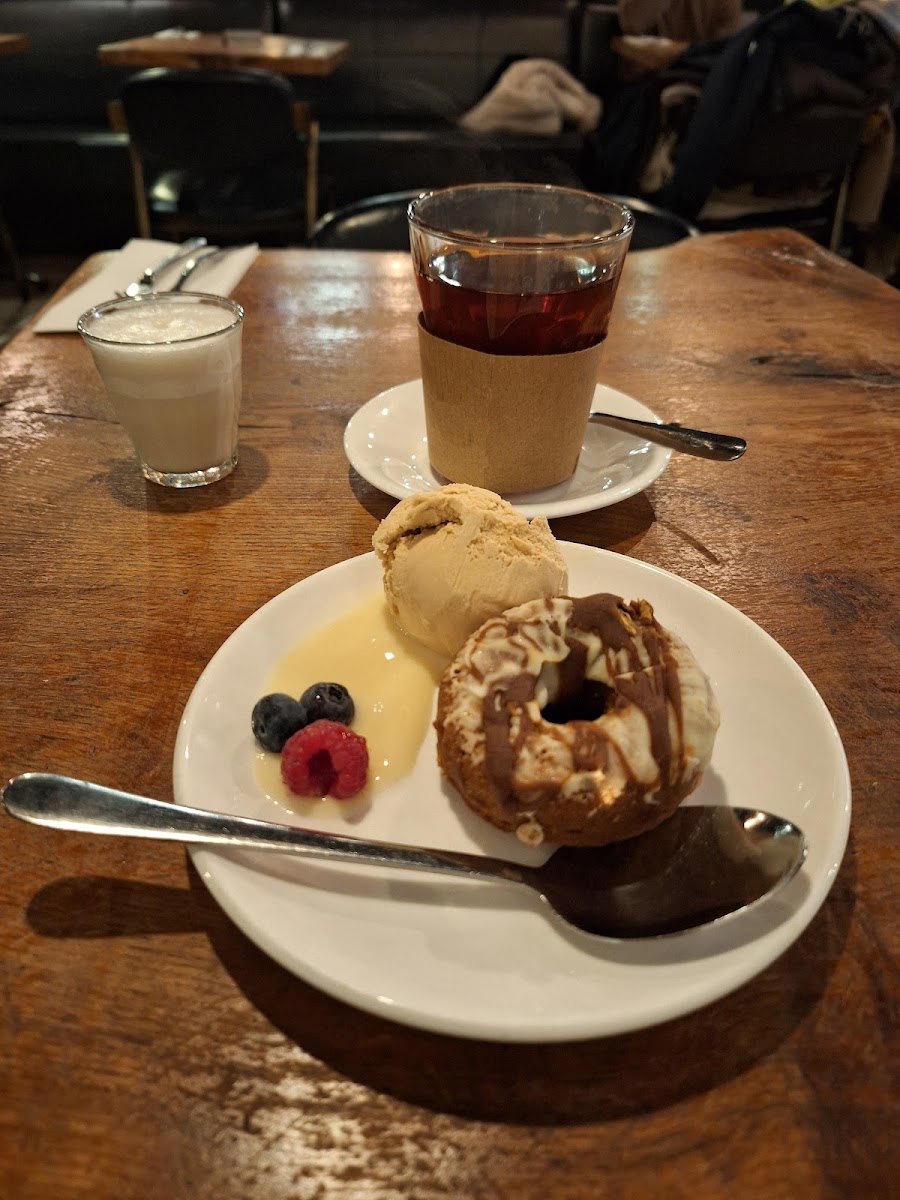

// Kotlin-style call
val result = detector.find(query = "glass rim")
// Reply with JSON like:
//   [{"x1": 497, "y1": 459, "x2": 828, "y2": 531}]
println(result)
[
  {"x1": 77, "y1": 291, "x2": 244, "y2": 347},
  {"x1": 407, "y1": 182, "x2": 635, "y2": 250}
]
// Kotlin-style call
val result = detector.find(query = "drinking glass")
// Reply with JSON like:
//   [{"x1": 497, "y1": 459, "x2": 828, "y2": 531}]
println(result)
[
  {"x1": 408, "y1": 183, "x2": 633, "y2": 357},
  {"x1": 78, "y1": 292, "x2": 244, "y2": 488},
  {"x1": 407, "y1": 184, "x2": 633, "y2": 493}
]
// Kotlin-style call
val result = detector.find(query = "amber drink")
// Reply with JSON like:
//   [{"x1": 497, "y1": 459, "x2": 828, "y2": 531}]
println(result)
[{"x1": 408, "y1": 184, "x2": 633, "y2": 493}]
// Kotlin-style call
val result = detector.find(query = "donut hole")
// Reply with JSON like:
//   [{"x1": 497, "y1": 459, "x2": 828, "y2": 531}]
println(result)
[{"x1": 541, "y1": 678, "x2": 615, "y2": 725}]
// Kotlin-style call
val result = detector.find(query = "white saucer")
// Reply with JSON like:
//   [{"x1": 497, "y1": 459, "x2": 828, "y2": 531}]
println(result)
[
  {"x1": 343, "y1": 379, "x2": 672, "y2": 519},
  {"x1": 175, "y1": 544, "x2": 851, "y2": 1043}
]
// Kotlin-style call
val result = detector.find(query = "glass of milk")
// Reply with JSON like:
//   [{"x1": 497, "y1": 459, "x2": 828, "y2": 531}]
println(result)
[{"x1": 78, "y1": 292, "x2": 244, "y2": 487}]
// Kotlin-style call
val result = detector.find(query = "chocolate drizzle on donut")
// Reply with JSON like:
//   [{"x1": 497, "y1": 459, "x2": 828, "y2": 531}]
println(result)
[
  {"x1": 570, "y1": 594, "x2": 684, "y2": 785},
  {"x1": 478, "y1": 594, "x2": 687, "y2": 806},
  {"x1": 435, "y1": 591, "x2": 718, "y2": 847},
  {"x1": 483, "y1": 671, "x2": 536, "y2": 811}
]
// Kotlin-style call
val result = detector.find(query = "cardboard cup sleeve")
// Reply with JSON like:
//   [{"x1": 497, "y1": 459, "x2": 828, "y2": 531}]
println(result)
[{"x1": 418, "y1": 317, "x2": 604, "y2": 494}]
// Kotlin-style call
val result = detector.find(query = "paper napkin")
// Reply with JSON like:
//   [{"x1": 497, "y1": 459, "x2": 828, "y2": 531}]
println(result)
[{"x1": 33, "y1": 238, "x2": 259, "y2": 333}]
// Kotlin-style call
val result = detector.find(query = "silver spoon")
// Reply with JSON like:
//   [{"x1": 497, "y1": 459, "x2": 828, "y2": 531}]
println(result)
[
  {"x1": 589, "y1": 411, "x2": 747, "y2": 460},
  {"x1": 3, "y1": 773, "x2": 806, "y2": 940},
  {"x1": 118, "y1": 237, "x2": 208, "y2": 298}
]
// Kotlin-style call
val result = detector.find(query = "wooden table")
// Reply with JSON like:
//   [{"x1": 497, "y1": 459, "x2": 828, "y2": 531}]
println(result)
[
  {"x1": 0, "y1": 32, "x2": 29, "y2": 55},
  {"x1": 98, "y1": 31, "x2": 349, "y2": 77},
  {"x1": 1, "y1": 231, "x2": 897, "y2": 1199}
]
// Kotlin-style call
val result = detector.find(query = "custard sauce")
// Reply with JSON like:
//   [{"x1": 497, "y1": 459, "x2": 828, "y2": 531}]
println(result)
[{"x1": 254, "y1": 588, "x2": 446, "y2": 813}]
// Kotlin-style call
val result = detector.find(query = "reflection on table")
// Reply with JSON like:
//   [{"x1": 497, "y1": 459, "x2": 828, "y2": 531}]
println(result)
[{"x1": 0, "y1": 32, "x2": 29, "y2": 55}]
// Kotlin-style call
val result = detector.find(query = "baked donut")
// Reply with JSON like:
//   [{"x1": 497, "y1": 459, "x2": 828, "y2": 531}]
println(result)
[{"x1": 435, "y1": 593, "x2": 719, "y2": 847}]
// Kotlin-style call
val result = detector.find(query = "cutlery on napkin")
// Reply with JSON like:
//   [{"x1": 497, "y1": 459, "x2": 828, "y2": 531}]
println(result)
[{"x1": 32, "y1": 238, "x2": 259, "y2": 333}]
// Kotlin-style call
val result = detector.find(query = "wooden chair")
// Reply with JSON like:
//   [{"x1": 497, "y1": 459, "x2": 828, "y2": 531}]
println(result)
[{"x1": 109, "y1": 68, "x2": 318, "y2": 244}]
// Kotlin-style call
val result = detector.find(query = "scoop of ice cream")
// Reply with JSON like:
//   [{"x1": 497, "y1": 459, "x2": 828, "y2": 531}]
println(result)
[{"x1": 372, "y1": 483, "x2": 568, "y2": 656}]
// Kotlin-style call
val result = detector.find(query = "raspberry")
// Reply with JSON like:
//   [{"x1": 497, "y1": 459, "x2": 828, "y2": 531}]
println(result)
[{"x1": 281, "y1": 719, "x2": 369, "y2": 799}]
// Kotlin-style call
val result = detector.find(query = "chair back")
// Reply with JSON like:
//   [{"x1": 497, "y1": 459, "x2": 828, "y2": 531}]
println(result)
[
  {"x1": 308, "y1": 188, "x2": 698, "y2": 251},
  {"x1": 604, "y1": 193, "x2": 699, "y2": 247},
  {"x1": 308, "y1": 190, "x2": 421, "y2": 250},
  {"x1": 111, "y1": 68, "x2": 317, "y2": 241},
  {"x1": 120, "y1": 68, "x2": 300, "y2": 172},
  {"x1": 656, "y1": 4, "x2": 898, "y2": 246}
]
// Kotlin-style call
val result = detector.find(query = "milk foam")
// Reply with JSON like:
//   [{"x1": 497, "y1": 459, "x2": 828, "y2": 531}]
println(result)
[{"x1": 90, "y1": 303, "x2": 236, "y2": 344}]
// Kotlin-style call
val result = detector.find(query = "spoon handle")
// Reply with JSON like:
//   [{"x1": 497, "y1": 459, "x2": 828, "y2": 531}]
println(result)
[
  {"x1": 2, "y1": 773, "x2": 517, "y2": 884},
  {"x1": 136, "y1": 237, "x2": 207, "y2": 288},
  {"x1": 588, "y1": 411, "x2": 747, "y2": 460}
]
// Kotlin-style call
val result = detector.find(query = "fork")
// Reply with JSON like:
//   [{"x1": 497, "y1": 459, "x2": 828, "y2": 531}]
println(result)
[{"x1": 118, "y1": 237, "x2": 208, "y2": 298}]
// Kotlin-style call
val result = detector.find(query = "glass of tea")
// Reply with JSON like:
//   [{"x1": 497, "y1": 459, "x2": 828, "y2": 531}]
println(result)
[{"x1": 407, "y1": 183, "x2": 634, "y2": 494}]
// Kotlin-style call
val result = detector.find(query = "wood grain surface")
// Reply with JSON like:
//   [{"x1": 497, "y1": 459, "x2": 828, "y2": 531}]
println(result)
[
  {"x1": 97, "y1": 33, "x2": 350, "y2": 77},
  {"x1": 0, "y1": 33, "x2": 30, "y2": 55},
  {"x1": 1, "y1": 232, "x2": 897, "y2": 1200}
]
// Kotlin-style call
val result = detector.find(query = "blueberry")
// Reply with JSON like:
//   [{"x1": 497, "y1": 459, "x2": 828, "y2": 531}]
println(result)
[
  {"x1": 298, "y1": 681, "x2": 355, "y2": 726},
  {"x1": 252, "y1": 693, "x2": 307, "y2": 753}
]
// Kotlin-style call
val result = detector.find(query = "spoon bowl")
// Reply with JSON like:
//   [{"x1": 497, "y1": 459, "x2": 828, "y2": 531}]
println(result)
[{"x1": 2, "y1": 774, "x2": 806, "y2": 941}]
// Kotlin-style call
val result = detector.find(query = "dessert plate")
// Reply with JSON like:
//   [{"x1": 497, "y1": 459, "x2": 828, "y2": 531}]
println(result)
[
  {"x1": 175, "y1": 545, "x2": 850, "y2": 1043},
  {"x1": 343, "y1": 379, "x2": 672, "y2": 519}
]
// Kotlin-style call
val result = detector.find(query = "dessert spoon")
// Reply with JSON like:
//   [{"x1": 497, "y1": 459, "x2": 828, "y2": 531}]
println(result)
[
  {"x1": 118, "y1": 237, "x2": 207, "y2": 298},
  {"x1": 588, "y1": 411, "x2": 747, "y2": 460},
  {"x1": 3, "y1": 773, "x2": 806, "y2": 940}
]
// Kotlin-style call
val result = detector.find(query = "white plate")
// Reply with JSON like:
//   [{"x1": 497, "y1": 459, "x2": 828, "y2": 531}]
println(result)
[
  {"x1": 343, "y1": 379, "x2": 672, "y2": 519},
  {"x1": 175, "y1": 545, "x2": 850, "y2": 1043}
]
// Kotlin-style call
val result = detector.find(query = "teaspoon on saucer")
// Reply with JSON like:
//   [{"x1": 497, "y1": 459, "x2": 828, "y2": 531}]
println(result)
[
  {"x1": 589, "y1": 412, "x2": 747, "y2": 460},
  {"x1": 3, "y1": 773, "x2": 806, "y2": 941}
]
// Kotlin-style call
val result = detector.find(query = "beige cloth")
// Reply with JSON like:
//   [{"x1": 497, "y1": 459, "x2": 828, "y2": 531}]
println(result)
[
  {"x1": 618, "y1": 0, "x2": 745, "y2": 41},
  {"x1": 459, "y1": 59, "x2": 603, "y2": 136}
]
